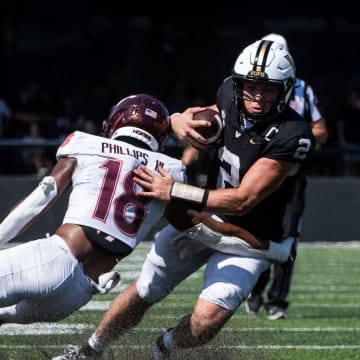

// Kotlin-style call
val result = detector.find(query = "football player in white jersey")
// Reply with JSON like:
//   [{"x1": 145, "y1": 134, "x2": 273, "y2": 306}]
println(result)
[
  {"x1": 53, "y1": 40, "x2": 315, "y2": 359},
  {"x1": 0, "y1": 93, "x2": 187, "y2": 324}
]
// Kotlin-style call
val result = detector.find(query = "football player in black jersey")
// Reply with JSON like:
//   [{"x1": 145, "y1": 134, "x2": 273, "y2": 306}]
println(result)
[
  {"x1": 245, "y1": 33, "x2": 328, "y2": 320},
  {"x1": 53, "y1": 39, "x2": 315, "y2": 360}
]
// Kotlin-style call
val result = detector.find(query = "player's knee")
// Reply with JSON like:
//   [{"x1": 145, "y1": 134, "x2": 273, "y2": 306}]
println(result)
[
  {"x1": 136, "y1": 241, "x2": 177, "y2": 303},
  {"x1": 136, "y1": 277, "x2": 169, "y2": 303},
  {"x1": 200, "y1": 282, "x2": 245, "y2": 312}
]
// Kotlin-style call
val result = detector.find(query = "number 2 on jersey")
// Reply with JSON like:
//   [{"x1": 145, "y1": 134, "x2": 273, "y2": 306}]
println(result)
[{"x1": 293, "y1": 138, "x2": 312, "y2": 160}]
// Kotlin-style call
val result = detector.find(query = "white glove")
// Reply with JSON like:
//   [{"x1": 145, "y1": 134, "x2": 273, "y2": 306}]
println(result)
[{"x1": 93, "y1": 271, "x2": 121, "y2": 294}]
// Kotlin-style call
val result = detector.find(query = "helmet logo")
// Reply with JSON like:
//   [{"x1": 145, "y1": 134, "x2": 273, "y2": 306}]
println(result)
[
  {"x1": 145, "y1": 108, "x2": 158, "y2": 119},
  {"x1": 248, "y1": 70, "x2": 268, "y2": 79},
  {"x1": 132, "y1": 128, "x2": 152, "y2": 141},
  {"x1": 129, "y1": 108, "x2": 141, "y2": 121}
]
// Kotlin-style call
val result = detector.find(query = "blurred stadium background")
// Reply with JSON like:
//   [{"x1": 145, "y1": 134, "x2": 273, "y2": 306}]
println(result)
[{"x1": 1, "y1": 10, "x2": 359, "y2": 161}]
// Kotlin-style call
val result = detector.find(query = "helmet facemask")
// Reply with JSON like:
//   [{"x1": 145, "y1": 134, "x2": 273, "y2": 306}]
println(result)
[
  {"x1": 232, "y1": 40, "x2": 296, "y2": 124},
  {"x1": 233, "y1": 78, "x2": 286, "y2": 123}
]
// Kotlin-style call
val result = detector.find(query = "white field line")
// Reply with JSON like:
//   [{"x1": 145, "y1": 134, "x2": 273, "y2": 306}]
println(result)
[
  {"x1": 299, "y1": 241, "x2": 360, "y2": 247},
  {"x1": 1, "y1": 344, "x2": 360, "y2": 350},
  {"x1": 219, "y1": 345, "x2": 360, "y2": 349},
  {"x1": 109, "y1": 285, "x2": 360, "y2": 294},
  {"x1": 1, "y1": 323, "x2": 360, "y2": 337},
  {"x1": 0, "y1": 323, "x2": 94, "y2": 335},
  {"x1": 80, "y1": 300, "x2": 360, "y2": 311}
]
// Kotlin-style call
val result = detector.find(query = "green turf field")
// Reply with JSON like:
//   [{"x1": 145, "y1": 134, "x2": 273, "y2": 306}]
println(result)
[{"x1": 1, "y1": 241, "x2": 359, "y2": 360}]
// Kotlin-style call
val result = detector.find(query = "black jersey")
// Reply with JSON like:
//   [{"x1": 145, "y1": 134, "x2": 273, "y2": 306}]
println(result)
[{"x1": 210, "y1": 77, "x2": 315, "y2": 242}]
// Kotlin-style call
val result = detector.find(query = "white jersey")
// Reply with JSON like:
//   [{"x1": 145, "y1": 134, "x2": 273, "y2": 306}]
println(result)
[
  {"x1": 289, "y1": 78, "x2": 323, "y2": 123},
  {"x1": 56, "y1": 131, "x2": 186, "y2": 250}
]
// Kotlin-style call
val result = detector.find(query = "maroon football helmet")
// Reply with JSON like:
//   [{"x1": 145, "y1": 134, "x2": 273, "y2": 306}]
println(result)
[{"x1": 102, "y1": 94, "x2": 170, "y2": 151}]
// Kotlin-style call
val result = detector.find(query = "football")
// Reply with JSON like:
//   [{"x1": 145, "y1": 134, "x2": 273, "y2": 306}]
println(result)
[{"x1": 193, "y1": 108, "x2": 223, "y2": 145}]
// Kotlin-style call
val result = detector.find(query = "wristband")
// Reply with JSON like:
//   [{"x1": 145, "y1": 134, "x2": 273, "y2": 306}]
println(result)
[{"x1": 170, "y1": 182, "x2": 209, "y2": 210}]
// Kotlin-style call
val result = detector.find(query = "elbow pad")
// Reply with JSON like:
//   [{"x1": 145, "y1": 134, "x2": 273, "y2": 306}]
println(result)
[{"x1": 0, "y1": 176, "x2": 57, "y2": 244}]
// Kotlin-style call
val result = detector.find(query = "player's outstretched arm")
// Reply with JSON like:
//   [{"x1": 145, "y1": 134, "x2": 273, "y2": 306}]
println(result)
[
  {"x1": 0, "y1": 157, "x2": 75, "y2": 244},
  {"x1": 185, "y1": 209, "x2": 294, "y2": 263},
  {"x1": 165, "y1": 203, "x2": 294, "y2": 263},
  {"x1": 186, "y1": 209, "x2": 267, "y2": 249}
]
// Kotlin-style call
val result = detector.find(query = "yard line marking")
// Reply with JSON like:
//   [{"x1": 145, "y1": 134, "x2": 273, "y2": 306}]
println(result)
[
  {"x1": 300, "y1": 241, "x2": 360, "y2": 247},
  {"x1": 79, "y1": 300, "x2": 360, "y2": 311},
  {"x1": 292, "y1": 285, "x2": 360, "y2": 290},
  {"x1": 0, "y1": 323, "x2": 93, "y2": 335},
  {"x1": 221, "y1": 345, "x2": 360, "y2": 349},
  {"x1": 80, "y1": 301, "x2": 111, "y2": 310},
  {"x1": 1, "y1": 344, "x2": 360, "y2": 350},
  {"x1": 221, "y1": 327, "x2": 360, "y2": 332},
  {"x1": 291, "y1": 303, "x2": 360, "y2": 307},
  {"x1": 2, "y1": 324, "x2": 360, "y2": 336},
  {"x1": 218, "y1": 345, "x2": 360, "y2": 349}
]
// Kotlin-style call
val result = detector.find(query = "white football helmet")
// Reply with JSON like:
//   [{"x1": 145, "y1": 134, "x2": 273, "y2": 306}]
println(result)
[
  {"x1": 232, "y1": 39, "x2": 296, "y2": 122},
  {"x1": 261, "y1": 33, "x2": 289, "y2": 52}
]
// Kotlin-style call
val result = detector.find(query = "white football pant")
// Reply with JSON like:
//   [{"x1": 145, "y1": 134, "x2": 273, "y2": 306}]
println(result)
[
  {"x1": 137, "y1": 224, "x2": 271, "y2": 312},
  {"x1": 0, "y1": 235, "x2": 95, "y2": 323}
]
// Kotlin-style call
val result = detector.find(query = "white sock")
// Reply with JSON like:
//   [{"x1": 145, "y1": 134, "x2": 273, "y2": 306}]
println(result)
[{"x1": 88, "y1": 332, "x2": 105, "y2": 352}]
